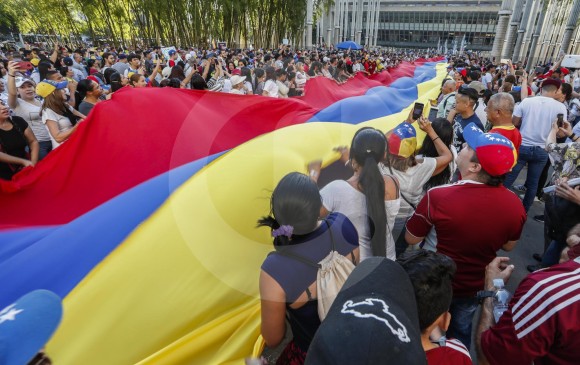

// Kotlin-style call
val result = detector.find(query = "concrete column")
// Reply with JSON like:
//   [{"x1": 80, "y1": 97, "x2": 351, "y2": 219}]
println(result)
[
  {"x1": 305, "y1": 0, "x2": 314, "y2": 49},
  {"x1": 376, "y1": 0, "x2": 381, "y2": 47},
  {"x1": 526, "y1": 0, "x2": 547, "y2": 71},
  {"x1": 560, "y1": 0, "x2": 580, "y2": 54},
  {"x1": 513, "y1": 0, "x2": 534, "y2": 61},
  {"x1": 492, "y1": 0, "x2": 515, "y2": 61},
  {"x1": 521, "y1": 0, "x2": 541, "y2": 61},
  {"x1": 355, "y1": 0, "x2": 364, "y2": 44},
  {"x1": 502, "y1": 0, "x2": 525, "y2": 59}
]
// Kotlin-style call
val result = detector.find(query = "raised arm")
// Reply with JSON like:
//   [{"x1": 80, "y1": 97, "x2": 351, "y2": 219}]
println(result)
[
  {"x1": 6, "y1": 61, "x2": 19, "y2": 109},
  {"x1": 418, "y1": 116, "x2": 453, "y2": 175}
]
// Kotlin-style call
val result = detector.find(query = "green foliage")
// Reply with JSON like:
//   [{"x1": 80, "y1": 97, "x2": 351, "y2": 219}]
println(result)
[{"x1": 3, "y1": 0, "x2": 326, "y2": 48}]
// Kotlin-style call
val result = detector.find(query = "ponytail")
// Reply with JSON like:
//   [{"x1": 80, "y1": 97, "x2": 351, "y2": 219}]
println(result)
[
  {"x1": 358, "y1": 154, "x2": 387, "y2": 257},
  {"x1": 257, "y1": 215, "x2": 291, "y2": 248}
]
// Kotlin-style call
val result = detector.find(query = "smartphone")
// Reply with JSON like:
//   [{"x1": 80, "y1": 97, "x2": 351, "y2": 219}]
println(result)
[
  {"x1": 515, "y1": 70, "x2": 524, "y2": 77},
  {"x1": 557, "y1": 113, "x2": 564, "y2": 128},
  {"x1": 18, "y1": 61, "x2": 34, "y2": 71},
  {"x1": 500, "y1": 58, "x2": 510, "y2": 65},
  {"x1": 535, "y1": 66, "x2": 545, "y2": 74},
  {"x1": 412, "y1": 102, "x2": 425, "y2": 120}
]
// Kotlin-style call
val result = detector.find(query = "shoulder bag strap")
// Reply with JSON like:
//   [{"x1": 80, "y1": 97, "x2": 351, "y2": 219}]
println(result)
[
  {"x1": 326, "y1": 218, "x2": 356, "y2": 265},
  {"x1": 268, "y1": 249, "x2": 320, "y2": 269}
]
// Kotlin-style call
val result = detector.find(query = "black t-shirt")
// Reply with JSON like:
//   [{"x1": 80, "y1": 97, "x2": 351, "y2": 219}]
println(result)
[{"x1": 0, "y1": 116, "x2": 29, "y2": 180}]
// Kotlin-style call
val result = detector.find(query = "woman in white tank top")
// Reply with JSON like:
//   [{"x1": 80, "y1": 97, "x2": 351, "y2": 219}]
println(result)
[{"x1": 310, "y1": 127, "x2": 400, "y2": 260}]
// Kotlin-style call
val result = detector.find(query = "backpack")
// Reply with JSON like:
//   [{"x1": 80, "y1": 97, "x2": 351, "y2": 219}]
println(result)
[{"x1": 271, "y1": 220, "x2": 356, "y2": 321}]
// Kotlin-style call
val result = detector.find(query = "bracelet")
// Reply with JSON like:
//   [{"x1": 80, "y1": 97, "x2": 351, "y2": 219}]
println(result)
[
  {"x1": 432, "y1": 136, "x2": 440, "y2": 142},
  {"x1": 8, "y1": 74, "x2": 15, "y2": 77},
  {"x1": 571, "y1": 133, "x2": 578, "y2": 141}
]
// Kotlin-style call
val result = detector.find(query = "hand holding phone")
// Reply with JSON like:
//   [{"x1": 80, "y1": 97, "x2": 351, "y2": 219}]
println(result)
[
  {"x1": 557, "y1": 113, "x2": 564, "y2": 128},
  {"x1": 412, "y1": 102, "x2": 425, "y2": 121}
]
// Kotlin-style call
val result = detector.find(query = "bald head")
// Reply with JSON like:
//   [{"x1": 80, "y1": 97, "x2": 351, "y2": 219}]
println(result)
[
  {"x1": 443, "y1": 79, "x2": 456, "y2": 94},
  {"x1": 486, "y1": 92, "x2": 514, "y2": 125}
]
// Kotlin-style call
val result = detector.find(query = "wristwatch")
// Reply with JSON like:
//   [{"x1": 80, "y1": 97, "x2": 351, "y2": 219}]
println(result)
[{"x1": 476, "y1": 290, "x2": 495, "y2": 304}]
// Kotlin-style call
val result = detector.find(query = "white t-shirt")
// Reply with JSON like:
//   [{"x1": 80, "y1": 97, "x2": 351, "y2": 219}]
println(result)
[
  {"x1": 243, "y1": 81, "x2": 253, "y2": 94},
  {"x1": 513, "y1": 95, "x2": 568, "y2": 147},
  {"x1": 321, "y1": 180, "x2": 400, "y2": 261},
  {"x1": 263, "y1": 80, "x2": 278, "y2": 97},
  {"x1": 380, "y1": 157, "x2": 437, "y2": 217},
  {"x1": 13, "y1": 98, "x2": 50, "y2": 142},
  {"x1": 483, "y1": 72, "x2": 493, "y2": 89},
  {"x1": 474, "y1": 97, "x2": 487, "y2": 126},
  {"x1": 42, "y1": 107, "x2": 74, "y2": 149},
  {"x1": 296, "y1": 71, "x2": 308, "y2": 87}
]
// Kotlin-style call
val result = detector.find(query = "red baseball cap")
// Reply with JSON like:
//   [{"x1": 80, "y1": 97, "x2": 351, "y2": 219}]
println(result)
[{"x1": 463, "y1": 123, "x2": 516, "y2": 176}]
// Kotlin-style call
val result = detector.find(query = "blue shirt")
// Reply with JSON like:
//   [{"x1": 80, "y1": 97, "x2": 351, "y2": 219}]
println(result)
[{"x1": 453, "y1": 112, "x2": 484, "y2": 151}]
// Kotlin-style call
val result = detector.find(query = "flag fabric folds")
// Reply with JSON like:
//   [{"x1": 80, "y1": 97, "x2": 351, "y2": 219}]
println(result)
[{"x1": 0, "y1": 59, "x2": 447, "y2": 365}]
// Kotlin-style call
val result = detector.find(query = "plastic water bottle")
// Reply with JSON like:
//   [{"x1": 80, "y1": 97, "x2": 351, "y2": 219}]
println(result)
[{"x1": 492, "y1": 279, "x2": 511, "y2": 323}]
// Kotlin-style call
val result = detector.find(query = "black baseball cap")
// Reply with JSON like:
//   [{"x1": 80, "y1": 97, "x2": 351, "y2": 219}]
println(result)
[{"x1": 305, "y1": 258, "x2": 426, "y2": 365}]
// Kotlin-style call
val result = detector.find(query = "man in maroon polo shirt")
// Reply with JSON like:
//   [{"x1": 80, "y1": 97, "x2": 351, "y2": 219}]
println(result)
[
  {"x1": 405, "y1": 123, "x2": 527, "y2": 350},
  {"x1": 476, "y1": 250, "x2": 580, "y2": 365}
]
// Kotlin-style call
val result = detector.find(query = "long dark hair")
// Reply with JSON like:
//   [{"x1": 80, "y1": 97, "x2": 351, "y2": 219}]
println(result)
[
  {"x1": 254, "y1": 68, "x2": 265, "y2": 91},
  {"x1": 257, "y1": 172, "x2": 321, "y2": 248},
  {"x1": 265, "y1": 66, "x2": 276, "y2": 81},
  {"x1": 418, "y1": 118, "x2": 453, "y2": 191},
  {"x1": 76, "y1": 79, "x2": 95, "y2": 107},
  {"x1": 350, "y1": 127, "x2": 388, "y2": 257}
]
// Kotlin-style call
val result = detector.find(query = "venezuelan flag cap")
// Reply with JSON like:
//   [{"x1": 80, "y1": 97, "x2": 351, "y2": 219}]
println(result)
[
  {"x1": 36, "y1": 79, "x2": 68, "y2": 98},
  {"x1": 0, "y1": 290, "x2": 63, "y2": 365},
  {"x1": 463, "y1": 122, "x2": 516, "y2": 177},
  {"x1": 388, "y1": 122, "x2": 417, "y2": 158}
]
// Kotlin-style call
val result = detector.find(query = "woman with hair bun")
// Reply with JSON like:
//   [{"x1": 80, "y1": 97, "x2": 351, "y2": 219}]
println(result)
[
  {"x1": 258, "y1": 172, "x2": 359, "y2": 364},
  {"x1": 310, "y1": 127, "x2": 400, "y2": 261}
]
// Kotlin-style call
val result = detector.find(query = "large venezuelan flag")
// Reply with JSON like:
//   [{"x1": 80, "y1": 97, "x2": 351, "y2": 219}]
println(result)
[{"x1": 0, "y1": 59, "x2": 447, "y2": 364}]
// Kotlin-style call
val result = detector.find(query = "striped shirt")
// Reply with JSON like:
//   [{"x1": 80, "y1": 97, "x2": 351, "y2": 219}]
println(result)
[
  {"x1": 481, "y1": 257, "x2": 580, "y2": 365},
  {"x1": 426, "y1": 339, "x2": 472, "y2": 364}
]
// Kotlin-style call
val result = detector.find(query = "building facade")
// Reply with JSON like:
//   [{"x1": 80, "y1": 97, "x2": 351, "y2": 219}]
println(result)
[
  {"x1": 316, "y1": 0, "x2": 502, "y2": 51},
  {"x1": 313, "y1": 0, "x2": 580, "y2": 64}
]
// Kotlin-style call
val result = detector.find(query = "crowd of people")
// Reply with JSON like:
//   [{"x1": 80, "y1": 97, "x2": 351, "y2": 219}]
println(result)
[
  {"x1": 0, "y1": 43, "x2": 426, "y2": 181},
  {"x1": 1, "y1": 42, "x2": 579, "y2": 365},
  {"x1": 257, "y1": 54, "x2": 580, "y2": 364}
]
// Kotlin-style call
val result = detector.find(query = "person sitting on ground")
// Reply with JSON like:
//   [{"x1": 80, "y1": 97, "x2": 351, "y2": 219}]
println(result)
[
  {"x1": 397, "y1": 250, "x2": 472, "y2": 364},
  {"x1": 258, "y1": 172, "x2": 359, "y2": 365}
]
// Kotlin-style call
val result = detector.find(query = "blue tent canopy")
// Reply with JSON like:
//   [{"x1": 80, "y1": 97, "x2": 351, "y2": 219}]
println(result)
[{"x1": 336, "y1": 41, "x2": 363, "y2": 50}]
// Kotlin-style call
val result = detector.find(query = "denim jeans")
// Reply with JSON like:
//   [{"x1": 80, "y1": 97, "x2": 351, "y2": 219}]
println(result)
[
  {"x1": 447, "y1": 296, "x2": 479, "y2": 350},
  {"x1": 504, "y1": 145, "x2": 549, "y2": 212},
  {"x1": 541, "y1": 240, "x2": 567, "y2": 267},
  {"x1": 38, "y1": 141, "x2": 53, "y2": 161}
]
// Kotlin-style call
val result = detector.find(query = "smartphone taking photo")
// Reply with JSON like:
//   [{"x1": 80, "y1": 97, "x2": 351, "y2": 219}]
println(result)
[{"x1": 412, "y1": 102, "x2": 425, "y2": 121}]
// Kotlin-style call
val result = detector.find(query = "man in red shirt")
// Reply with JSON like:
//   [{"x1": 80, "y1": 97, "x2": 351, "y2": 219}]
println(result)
[
  {"x1": 476, "y1": 253, "x2": 580, "y2": 365},
  {"x1": 487, "y1": 92, "x2": 522, "y2": 153},
  {"x1": 405, "y1": 123, "x2": 526, "y2": 350},
  {"x1": 398, "y1": 251, "x2": 473, "y2": 365}
]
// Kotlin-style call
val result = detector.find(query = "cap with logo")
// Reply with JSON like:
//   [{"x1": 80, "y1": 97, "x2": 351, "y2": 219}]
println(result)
[
  {"x1": 305, "y1": 258, "x2": 426, "y2": 365},
  {"x1": 463, "y1": 122, "x2": 516, "y2": 176}
]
